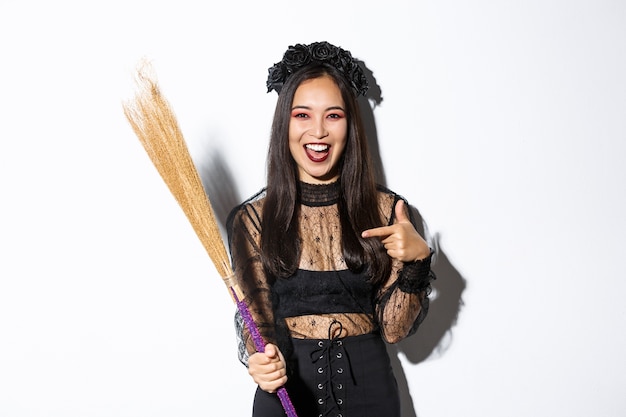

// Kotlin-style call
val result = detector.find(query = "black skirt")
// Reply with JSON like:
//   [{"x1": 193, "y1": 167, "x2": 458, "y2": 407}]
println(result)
[{"x1": 252, "y1": 333, "x2": 400, "y2": 417}]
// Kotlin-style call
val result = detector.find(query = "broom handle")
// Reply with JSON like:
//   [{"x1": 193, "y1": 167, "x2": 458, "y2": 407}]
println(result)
[{"x1": 230, "y1": 287, "x2": 298, "y2": 417}]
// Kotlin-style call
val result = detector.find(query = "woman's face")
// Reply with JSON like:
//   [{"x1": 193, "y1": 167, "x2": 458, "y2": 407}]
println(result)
[{"x1": 288, "y1": 75, "x2": 348, "y2": 184}]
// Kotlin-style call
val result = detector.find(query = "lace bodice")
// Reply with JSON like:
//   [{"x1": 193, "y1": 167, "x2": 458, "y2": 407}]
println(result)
[{"x1": 227, "y1": 181, "x2": 434, "y2": 362}]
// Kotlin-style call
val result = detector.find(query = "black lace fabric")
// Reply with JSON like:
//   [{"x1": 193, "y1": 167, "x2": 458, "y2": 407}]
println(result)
[{"x1": 228, "y1": 182, "x2": 434, "y2": 365}]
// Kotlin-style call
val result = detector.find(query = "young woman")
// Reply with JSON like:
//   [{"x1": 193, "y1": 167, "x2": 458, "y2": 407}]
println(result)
[{"x1": 227, "y1": 41, "x2": 435, "y2": 417}]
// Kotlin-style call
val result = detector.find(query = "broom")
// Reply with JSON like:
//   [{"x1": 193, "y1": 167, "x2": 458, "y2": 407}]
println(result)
[{"x1": 122, "y1": 60, "x2": 298, "y2": 417}]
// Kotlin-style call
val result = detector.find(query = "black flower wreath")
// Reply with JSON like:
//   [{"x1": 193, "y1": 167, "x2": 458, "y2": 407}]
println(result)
[{"x1": 266, "y1": 41, "x2": 369, "y2": 96}]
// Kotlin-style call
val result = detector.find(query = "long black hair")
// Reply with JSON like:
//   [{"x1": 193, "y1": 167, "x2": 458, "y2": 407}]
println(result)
[{"x1": 260, "y1": 64, "x2": 391, "y2": 286}]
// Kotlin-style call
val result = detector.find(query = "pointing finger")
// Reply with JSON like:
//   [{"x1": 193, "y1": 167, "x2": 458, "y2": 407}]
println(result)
[{"x1": 361, "y1": 225, "x2": 394, "y2": 239}]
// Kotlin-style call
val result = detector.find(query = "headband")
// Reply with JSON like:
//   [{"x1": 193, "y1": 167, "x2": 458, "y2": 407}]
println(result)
[{"x1": 266, "y1": 41, "x2": 369, "y2": 96}]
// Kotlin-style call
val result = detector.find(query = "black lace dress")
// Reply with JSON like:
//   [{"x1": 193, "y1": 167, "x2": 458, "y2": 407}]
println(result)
[{"x1": 227, "y1": 181, "x2": 434, "y2": 417}]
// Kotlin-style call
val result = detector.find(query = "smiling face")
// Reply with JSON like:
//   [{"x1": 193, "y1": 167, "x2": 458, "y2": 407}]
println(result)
[{"x1": 288, "y1": 75, "x2": 348, "y2": 184}]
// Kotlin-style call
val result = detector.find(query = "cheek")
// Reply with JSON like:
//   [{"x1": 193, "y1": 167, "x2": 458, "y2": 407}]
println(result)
[
  {"x1": 334, "y1": 126, "x2": 348, "y2": 152},
  {"x1": 288, "y1": 135, "x2": 301, "y2": 160},
  {"x1": 334, "y1": 142, "x2": 348, "y2": 160},
  {"x1": 288, "y1": 122, "x2": 303, "y2": 143},
  {"x1": 335, "y1": 121, "x2": 348, "y2": 140}
]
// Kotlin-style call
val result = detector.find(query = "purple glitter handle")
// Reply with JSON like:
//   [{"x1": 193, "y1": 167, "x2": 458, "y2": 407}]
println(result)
[{"x1": 231, "y1": 287, "x2": 298, "y2": 417}]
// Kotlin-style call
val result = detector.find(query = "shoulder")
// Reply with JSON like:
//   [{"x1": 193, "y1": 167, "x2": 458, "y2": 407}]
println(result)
[
  {"x1": 375, "y1": 185, "x2": 400, "y2": 225},
  {"x1": 226, "y1": 188, "x2": 267, "y2": 235},
  {"x1": 376, "y1": 184, "x2": 403, "y2": 200},
  {"x1": 374, "y1": 185, "x2": 410, "y2": 225},
  {"x1": 375, "y1": 185, "x2": 428, "y2": 236}
]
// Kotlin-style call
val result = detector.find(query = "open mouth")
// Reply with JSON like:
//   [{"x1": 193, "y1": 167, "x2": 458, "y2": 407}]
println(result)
[{"x1": 305, "y1": 143, "x2": 330, "y2": 162}]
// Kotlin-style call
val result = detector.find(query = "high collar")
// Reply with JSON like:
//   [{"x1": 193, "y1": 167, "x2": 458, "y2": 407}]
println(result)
[{"x1": 298, "y1": 181, "x2": 340, "y2": 206}]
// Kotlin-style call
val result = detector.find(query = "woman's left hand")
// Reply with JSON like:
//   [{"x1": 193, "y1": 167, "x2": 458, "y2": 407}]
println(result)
[{"x1": 361, "y1": 199, "x2": 430, "y2": 262}]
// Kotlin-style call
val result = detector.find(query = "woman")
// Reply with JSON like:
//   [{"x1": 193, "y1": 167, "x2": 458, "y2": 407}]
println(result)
[{"x1": 227, "y1": 41, "x2": 435, "y2": 417}]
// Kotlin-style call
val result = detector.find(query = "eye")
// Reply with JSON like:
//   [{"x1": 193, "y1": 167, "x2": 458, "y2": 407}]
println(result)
[
  {"x1": 327, "y1": 112, "x2": 345, "y2": 120},
  {"x1": 292, "y1": 112, "x2": 309, "y2": 118}
]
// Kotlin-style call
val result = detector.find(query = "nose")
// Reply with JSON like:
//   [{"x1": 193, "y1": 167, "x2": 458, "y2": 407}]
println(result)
[{"x1": 310, "y1": 120, "x2": 329, "y2": 139}]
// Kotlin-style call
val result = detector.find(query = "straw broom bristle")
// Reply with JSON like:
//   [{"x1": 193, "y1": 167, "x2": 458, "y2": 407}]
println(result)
[
  {"x1": 122, "y1": 60, "x2": 233, "y2": 281},
  {"x1": 122, "y1": 62, "x2": 299, "y2": 416}
]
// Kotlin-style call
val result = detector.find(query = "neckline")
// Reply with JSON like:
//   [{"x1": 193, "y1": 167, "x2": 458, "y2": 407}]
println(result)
[{"x1": 299, "y1": 181, "x2": 340, "y2": 206}]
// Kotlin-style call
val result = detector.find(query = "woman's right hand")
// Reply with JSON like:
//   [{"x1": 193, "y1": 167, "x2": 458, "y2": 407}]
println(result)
[{"x1": 247, "y1": 343, "x2": 288, "y2": 393}]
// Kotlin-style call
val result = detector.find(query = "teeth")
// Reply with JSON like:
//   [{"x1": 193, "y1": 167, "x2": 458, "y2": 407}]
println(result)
[{"x1": 306, "y1": 144, "x2": 329, "y2": 152}]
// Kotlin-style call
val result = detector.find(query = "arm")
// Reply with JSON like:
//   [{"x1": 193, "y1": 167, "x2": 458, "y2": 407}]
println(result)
[
  {"x1": 228, "y1": 201, "x2": 276, "y2": 359},
  {"x1": 362, "y1": 198, "x2": 436, "y2": 343},
  {"x1": 375, "y1": 252, "x2": 435, "y2": 343},
  {"x1": 227, "y1": 201, "x2": 288, "y2": 391}
]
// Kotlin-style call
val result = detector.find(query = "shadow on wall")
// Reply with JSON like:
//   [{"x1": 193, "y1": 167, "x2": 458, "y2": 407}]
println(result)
[
  {"x1": 358, "y1": 61, "x2": 467, "y2": 417},
  {"x1": 196, "y1": 146, "x2": 242, "y2": 241},
  {"x1": 388, "y1": 231, "x2": 466, "y2": 417},
  {"x1": 356, "y1": 59, "x2": 386, "y2": 188}
]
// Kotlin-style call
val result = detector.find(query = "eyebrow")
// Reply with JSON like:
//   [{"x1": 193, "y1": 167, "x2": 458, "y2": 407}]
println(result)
[{"x1": 291, "y1": 105, "x2": 346, "y2": 111}]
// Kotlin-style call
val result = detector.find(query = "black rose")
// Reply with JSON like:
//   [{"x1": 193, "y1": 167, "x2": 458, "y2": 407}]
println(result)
[
  {"x1": 282, "y1": 44, "x2": 311, "y2": 73},
  {"x1": 309, "y1": 41, "x2": 337, "y2": 62},
  {"x1": 336, "y1": 50, "x2": 353, "y2": 71},
  {"x1": 347, "y1": 63, "x2": 369, "y2": 96},
  {"x1": 266, "y1": 63, "x2": 286, "y2": 93}
]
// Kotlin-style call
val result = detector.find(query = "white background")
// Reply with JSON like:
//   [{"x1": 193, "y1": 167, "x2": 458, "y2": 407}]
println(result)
[{"x1": 1, "y1": 1, "x2": 625, "y2": 416}]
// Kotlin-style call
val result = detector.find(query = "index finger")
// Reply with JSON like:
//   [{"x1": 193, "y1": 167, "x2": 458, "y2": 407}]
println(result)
[{"x1": 361, "y1": 225, "x2": 394, "y2": 239}]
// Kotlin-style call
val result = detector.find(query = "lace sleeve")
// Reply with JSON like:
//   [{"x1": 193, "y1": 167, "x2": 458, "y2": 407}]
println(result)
[
  {"x1": 374, "y1": 193, "x2": 436, "y2": 343},
  {"x1": 227, "y1": 199, "x2": 276, "y2": 366},
  {"x1": 375, "y1": 253, "x2": 435, "y2": 343}
]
